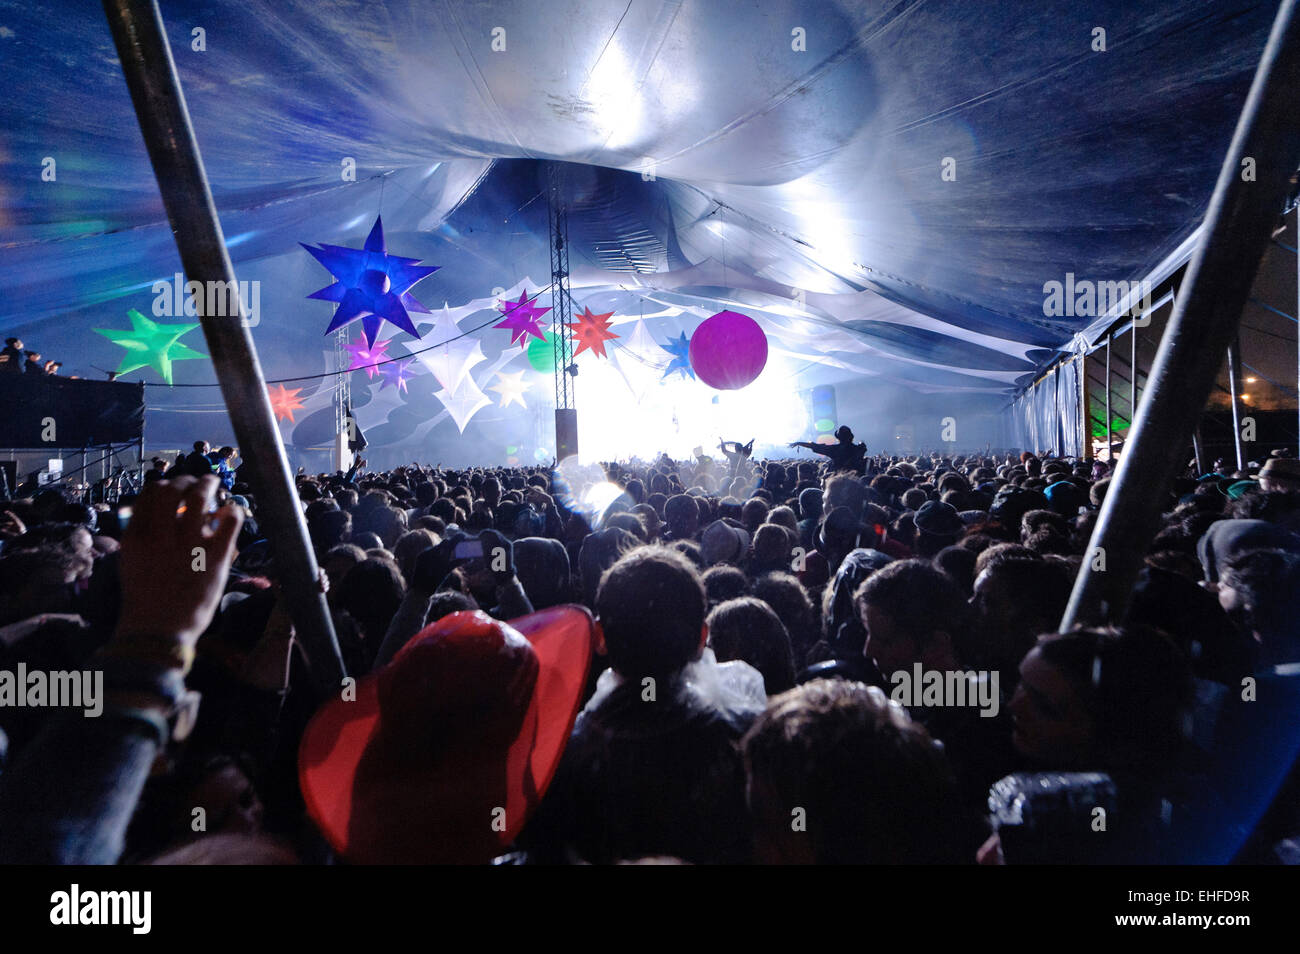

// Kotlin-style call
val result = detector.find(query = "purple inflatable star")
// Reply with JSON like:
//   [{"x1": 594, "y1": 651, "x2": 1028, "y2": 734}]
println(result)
[
  {"x1": 494, "y1": 289, "x2": 551, "y2": 347},
  {"x1": 302, "y1": 216, "x2": 438, "y2": 348},
  {"x1": 344, "y1": 337, "x2": 391, "y2": 379},
  {"x1": 378, "y1": 357, "x2": 417, "y2": 394},
  {"x1": 660, "y1": 331, "x2": 695, "y2": 380}
]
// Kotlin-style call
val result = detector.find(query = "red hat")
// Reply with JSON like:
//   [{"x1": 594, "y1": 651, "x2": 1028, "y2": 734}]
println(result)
[{"x1": 298, "y1": 606, "x2": 595, "y2": 864}]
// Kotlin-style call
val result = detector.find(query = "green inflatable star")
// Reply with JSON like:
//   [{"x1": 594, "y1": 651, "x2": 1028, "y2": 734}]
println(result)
[{"x1": 94, "y1": 309, "x2": 208, "y2": 385}]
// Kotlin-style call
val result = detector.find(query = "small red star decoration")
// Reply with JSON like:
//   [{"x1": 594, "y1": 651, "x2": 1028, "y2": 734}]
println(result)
[
  {"x1": 268, "y1": 383, "x2": 306, "y2": 423},
  {"x1": 568, "y1": 306, "x2": 618, "y2": 358}
]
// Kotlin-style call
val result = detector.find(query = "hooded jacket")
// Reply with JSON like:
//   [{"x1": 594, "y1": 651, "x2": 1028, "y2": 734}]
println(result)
[{"x1": 524, "y1": 651, "x2": 765, "y2": 864}]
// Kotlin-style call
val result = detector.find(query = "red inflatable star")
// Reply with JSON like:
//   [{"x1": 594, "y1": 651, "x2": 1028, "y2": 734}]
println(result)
[
  {"x1": 268, "y1": 383, "x2": 306, "y2": 423},
  {"x1": 568, "y1": 307, "x2": 618, "y2": 359},
  {"x1": 494, "y1": 290, "x2": 551, "y2": 347}
]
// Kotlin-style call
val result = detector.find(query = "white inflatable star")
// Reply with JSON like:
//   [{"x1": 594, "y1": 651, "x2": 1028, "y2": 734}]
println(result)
[{"x1": 489, "y1": 369, "x2": 531, "y2": 409}]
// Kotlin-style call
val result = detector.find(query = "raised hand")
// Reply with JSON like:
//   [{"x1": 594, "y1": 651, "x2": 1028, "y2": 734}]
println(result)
[
  {"x1": 115, "y1": 475, "x2": 243, "y2": 650},
  {"x1": 477, "y1": 528, "x2": 515, "y2": 582},
  {"x1": 0, "y1": 510, "x2": 26, "y2": 540}
]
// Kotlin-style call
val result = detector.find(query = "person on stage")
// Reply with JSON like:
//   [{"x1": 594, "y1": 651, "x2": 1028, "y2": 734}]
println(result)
[{"x1": 790, "y1": 425, "x2": 867, "y2": 475}]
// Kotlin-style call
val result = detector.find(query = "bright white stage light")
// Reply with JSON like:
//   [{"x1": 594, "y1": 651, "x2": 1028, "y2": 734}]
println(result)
[
  {"x1": 582, "y1": 480, "x2": 624, "y2": 514},
  {"x1": 574, "y1": 353, "x2": 807, "y2": 462}
]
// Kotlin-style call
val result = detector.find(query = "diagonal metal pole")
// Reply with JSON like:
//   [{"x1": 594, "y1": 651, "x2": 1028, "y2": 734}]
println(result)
[
  {"x1": 1062, "y1": 0, "x2": 1300, "y2": 628},
  {"x1": 103, "y1": 0, "x2": 345, "y2": 688}
]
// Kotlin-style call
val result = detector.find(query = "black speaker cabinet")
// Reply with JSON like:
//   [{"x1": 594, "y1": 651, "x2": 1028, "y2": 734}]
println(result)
[{"x1": 555, "y1": 409, "x2": 579, "y2": 462}]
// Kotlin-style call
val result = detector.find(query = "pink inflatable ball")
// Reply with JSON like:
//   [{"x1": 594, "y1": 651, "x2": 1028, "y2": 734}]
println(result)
[{"x1": 688, "y1": 310, "x2": 768, "y2": 390}]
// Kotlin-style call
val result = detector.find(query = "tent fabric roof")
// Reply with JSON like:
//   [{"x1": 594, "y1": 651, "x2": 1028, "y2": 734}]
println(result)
[{"x1": 0, "y1": 0, "x2": 1281, "y2": 446}]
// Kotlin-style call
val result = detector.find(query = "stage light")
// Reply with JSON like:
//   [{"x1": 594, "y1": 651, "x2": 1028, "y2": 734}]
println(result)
[
  {"x1": 581, "y1": 481, "x2": 625, "y2": 526},
  {"x1": 573, "y1": 351, "x2": 806, "y2": 462}
]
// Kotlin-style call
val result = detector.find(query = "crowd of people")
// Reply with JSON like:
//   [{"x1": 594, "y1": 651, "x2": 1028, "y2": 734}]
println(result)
[
  {"x1": 0, "y1": 337, "x2": 68, "y2": 377},
  {"x1": 0, "y1": 427, "x2": 1298, "y2": 865},
  {"x1": 143, "y1": 442, "x2": 244, "y2": 492}
]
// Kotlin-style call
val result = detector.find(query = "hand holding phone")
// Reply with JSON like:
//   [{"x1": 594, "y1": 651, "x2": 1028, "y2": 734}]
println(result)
[{"x1": 452, "y1": 537, "x2": 484, "y2": 562}]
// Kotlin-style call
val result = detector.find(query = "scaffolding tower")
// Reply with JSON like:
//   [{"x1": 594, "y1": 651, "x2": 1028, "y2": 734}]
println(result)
[
  {"x1": 333, "y1": 328, "x2": 352, "y2": 471},
  {"x1": 548, "y1": 162, "x2": 579, "y2": 460}
]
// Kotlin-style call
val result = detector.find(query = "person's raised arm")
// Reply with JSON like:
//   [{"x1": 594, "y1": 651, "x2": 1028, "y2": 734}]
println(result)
[
  {"x1": 478, "y1": 529, "x2": 533, "y2": 619},
  {"x1": 0, "y1": 475, "x2": 241, "y2": 864},
  {"x1": 374, "y1": 546, "x2": 444, "y2": 668},
  {"x1": 789, "y1": 440, "x2": 831, "y2": 457},
  {"x1": 526, "y1": 487, "x2": 564, "y2": 538}
]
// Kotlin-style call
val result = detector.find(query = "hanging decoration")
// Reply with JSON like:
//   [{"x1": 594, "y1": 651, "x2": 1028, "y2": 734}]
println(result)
[
  {"x1": 301, "y1": 215, "x2": 438, "y2": 348},
  {"x1": 494, "y1": 289, "x2": 551, "y2": 346},
  {"x1": 489, "y1": 369, "x2": 531, "y2": 409},
  {"x1": 434, "y1": 378, "x2": 493, "y2": 434},
  {"x1": 659, "y1": 331, "x2": 695, "y2": 380},
  {"x1": 410, "y1": 304, "x2": 486, "y2": 395},
  {"x1": 619, "y1": 319, "x2": 666, "y2": 369},
  {"x1": 568, "y1": 306, "x2": 618, "y2": 359},
  {"x1": 526, "y1": 331, "x2": 556, "y2": 373},
  {"x1": 689, "y1": 310, "x2": 768, "y2": 390},
  {"x1": 93, "y1": 308, "x2": 207, "y2": 385},
  {"x1": 268, "y1": 383, "x2": 307, "y2": 423},
  {"x1": 607, "y1": 319, "x2": 665, "y2": 400},
  {"x1": 378, "y1": 357, "x2": 418, "y2": 394},
  {"x1": 344, "y1": 337, "x2": 391, "y2": 379}
]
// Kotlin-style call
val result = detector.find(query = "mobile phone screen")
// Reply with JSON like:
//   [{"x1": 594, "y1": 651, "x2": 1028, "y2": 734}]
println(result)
[{"x1": 453, "y1": 538, "x2": 484, "y2": 561}]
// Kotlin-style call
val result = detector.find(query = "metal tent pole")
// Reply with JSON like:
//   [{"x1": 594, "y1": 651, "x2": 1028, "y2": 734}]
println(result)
[
  {"x1": 1129, "y1": 322, "x2": 1138, "y2": 437},
  {"x1": 1081, "y1": 352, "x2": 1092, "y2": 461},
  {"x1": 1104, "y1": 333, "x2": 1113, "y2": 463},
  {"x1": 1227, "y1": 335, "x2": 1247, "y2": 471},
  {"x1": 1062, "y1": 0, "x2": 1300, "y2": 629},
  {"x1": 1045, "y1": 363, "x2": 1055, "y2": 457},
  {"x1": 137, "y1": 382, "x2": 145, "y2": 482},
  {"x1": 102, "y1": 0, "x2": 345, "y2": 688}
]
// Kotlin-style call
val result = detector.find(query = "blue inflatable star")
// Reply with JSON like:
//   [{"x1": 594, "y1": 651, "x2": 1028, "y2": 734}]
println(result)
[
  {"x1": 660, "y1": 331, "x2": 695, "y2": 380},
  {"x1": 302, "y1": 216, "x2": 438, "y2": 348}
]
